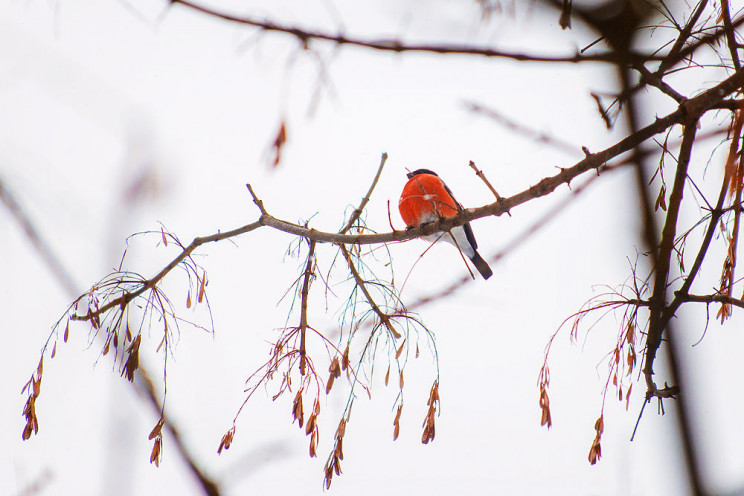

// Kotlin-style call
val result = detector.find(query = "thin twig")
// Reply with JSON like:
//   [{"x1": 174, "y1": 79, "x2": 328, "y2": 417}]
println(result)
[
  {"x1": 341, "y1": 152, "x2": 388, "y2": 234},
  {"x1": 72, "y1": 69, "x2": 744, "y2": 326},
  {"x1": 299, "y1": 239, "x2": 317, "y2": 375},
  {"x1": 169, "y1": 0, "x2": 630, "y2": 64},
  {"x1": 0, "y1": 177, "x2": 78, "y2": 296},
  {"x1": 644, "y1": 123, "x2": 699, "y2": 386},
  {"x1": 339, "y1": 244, "x2": 401, "y2": 338},
  {"x1": 466, "y1": 102, "x2": 580, "y2": 156}
]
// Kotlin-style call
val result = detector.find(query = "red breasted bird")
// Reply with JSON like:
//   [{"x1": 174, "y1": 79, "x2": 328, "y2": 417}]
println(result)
[{"x1": 399, "y1": 169, "x2": 493, "y2": 279}]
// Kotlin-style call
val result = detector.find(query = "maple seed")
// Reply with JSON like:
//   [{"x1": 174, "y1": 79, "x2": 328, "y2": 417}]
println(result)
[
  {"x1": 393, "y1": 404, "x2": 403, "y2": 441},
  {"x1": 121, "y1": 334, "x2": 142, "y2": 382},
  {"x1": 341, "y1": 345, "x2": 350, "y2": 371},
  {"x1": 588, "y1": 414, "x2": 604, "y2": 465},
  {"x1": 292, "y1": 390, "x2": 304, "y2": 427},
  {"x1": 539, "y1": 386, "x2": 552, "y2": 428},
  {"x1": 218, "y1": 428, "x2": 235, "y2": 454},
  {"x1": 305, "y1": 414, "x2": 316, "y2": 436},
  {"x1": 149, "y1": 418, "x2": 165, "y2": 440},
  {"x1": 198, "y1": 275, "x2": 206, "y2": 303},
  {"x1": 270, "y1": 121, "x2": 287, "y2": 168},
  {"x1": 150, "y1": 438, "x2": 161, "y2": 466},
  {"x1": 326, "y1": 357, "x2": 342, "y2": 394}
]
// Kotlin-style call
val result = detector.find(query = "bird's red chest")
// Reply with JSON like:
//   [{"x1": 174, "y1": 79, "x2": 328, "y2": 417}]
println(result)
[{"x1": 399, "y1": 174, "x2": 459, "y2": 227}]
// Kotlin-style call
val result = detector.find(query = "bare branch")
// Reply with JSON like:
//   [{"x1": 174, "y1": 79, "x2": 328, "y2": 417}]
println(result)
[
  {"x1": 339, "y1": 244, "x2": 401, "y2": 339},
  {"x1": 341, "y1": 152, "x2": 388, "y2": 234},
  {"x1": 170, "y1": 0, "x2": 631, "y2": 64},
  {"x1": 644, "y1": 123, "x2": 699, "y2": 387}
]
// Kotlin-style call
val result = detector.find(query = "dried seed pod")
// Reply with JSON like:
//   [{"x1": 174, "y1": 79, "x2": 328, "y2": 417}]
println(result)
[
  {"x1": 148, "y1": 418, "x2": 165, "y2": 440},
  {"x1": 292, "y1": 390, "x2": 304, "y2": 427},
  {"x1": 150, "y1": 437, "x2": 161, "y2": 466},
  {"x1": 341, "y1": 345, "x2": 350, "y2": 371},
  {"x1": 217, "y1": 428, "x2": 235, "y2": 454},
  {"x1": 121, "y1": 334, "x2": 142, "y2": 382},
  {"x1": 198, "y1": 274, "x2": 206, "y2": 303}
]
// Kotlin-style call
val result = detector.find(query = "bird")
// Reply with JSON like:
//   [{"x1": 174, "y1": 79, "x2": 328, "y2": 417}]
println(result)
[{"x1": 398, "y1": 169, "x2": 493, "y2": 280}]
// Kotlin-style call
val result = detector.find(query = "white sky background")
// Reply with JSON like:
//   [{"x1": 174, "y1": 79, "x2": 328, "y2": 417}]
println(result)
[{"x1": 2, "y1": 0, "x2": 744, "y2": 495}]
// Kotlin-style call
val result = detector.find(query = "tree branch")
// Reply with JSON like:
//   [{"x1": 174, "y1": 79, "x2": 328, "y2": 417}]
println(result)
[
  {"x1": 644, "y1": 122, "x2": 698, "y2": 387},
  {"x1": 341, "y1": 152, "x2": 388, "y2": 234},
  {"x1": 169, "y1": 0, "x2": 633, "y2": 64},
  {"x1": 70, "y1": 67, "x2": 744, "y2": 325},
  {"x1": 339, "y1": 244, "x2": 401, "y2": 339}
]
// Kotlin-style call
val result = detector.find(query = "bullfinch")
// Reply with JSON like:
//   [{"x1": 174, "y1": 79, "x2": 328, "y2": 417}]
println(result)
[{"x1": 398, "y1": 169, "x2": 493, "y2": 280}]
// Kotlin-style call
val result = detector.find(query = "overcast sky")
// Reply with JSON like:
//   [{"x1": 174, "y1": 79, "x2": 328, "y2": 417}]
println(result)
[{"x1": 3, "y1": 1, "x2": 744, "y2": 495}]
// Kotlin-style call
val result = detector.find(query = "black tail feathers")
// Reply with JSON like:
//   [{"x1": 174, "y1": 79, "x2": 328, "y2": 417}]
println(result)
[{"x1": 470, "y1": 251, "x2": 493, "y2": 280}]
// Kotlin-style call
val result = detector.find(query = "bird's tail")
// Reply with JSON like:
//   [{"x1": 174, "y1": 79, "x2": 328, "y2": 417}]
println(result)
[{"x1": 470, "y1": 251, "x2": 493, "y2": 280}]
